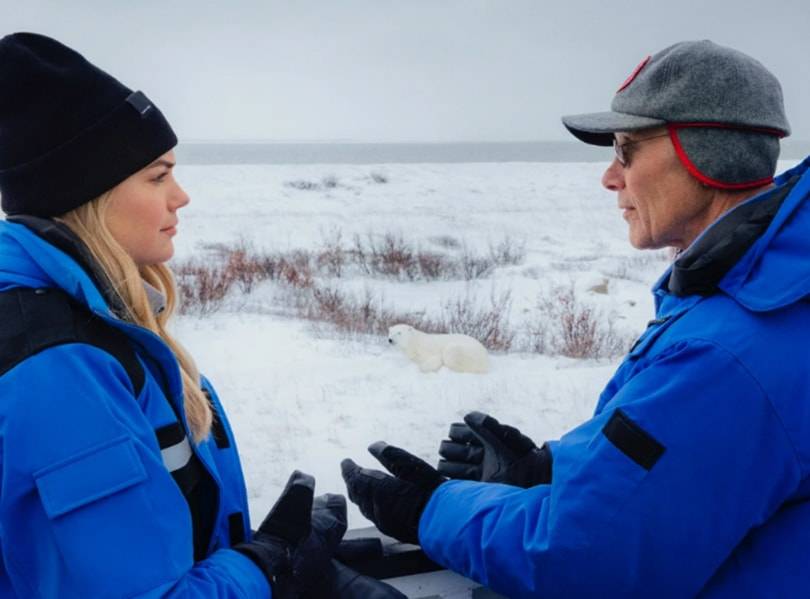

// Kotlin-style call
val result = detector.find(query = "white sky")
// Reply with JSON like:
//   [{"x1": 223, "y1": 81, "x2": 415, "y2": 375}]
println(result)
[{"x1": 4, "y1": 0, "x2": 809, "y2": 142}]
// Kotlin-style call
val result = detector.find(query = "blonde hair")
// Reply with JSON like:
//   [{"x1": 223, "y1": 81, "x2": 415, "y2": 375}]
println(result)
[{"x1": 57, "y1": 193, "x2": 213, "y2": 443}]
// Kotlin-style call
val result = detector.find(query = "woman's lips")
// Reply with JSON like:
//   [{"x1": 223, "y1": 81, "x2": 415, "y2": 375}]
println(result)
[{"x1": 161, "y1": 226, "x2": 177, "y2": 236}]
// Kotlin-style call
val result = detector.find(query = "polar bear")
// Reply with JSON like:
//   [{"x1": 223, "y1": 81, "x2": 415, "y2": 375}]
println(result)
[{"x1": 387, "y1": 324, "x2": 490, "y2": 374}]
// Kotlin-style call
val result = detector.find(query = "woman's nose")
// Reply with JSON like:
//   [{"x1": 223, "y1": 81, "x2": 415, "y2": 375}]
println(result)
[{"x1": 171, "y1": 183, "x2": 191, "y2": 210}]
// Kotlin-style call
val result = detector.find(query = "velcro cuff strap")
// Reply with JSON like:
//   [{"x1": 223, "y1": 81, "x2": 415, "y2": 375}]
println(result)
[
  {"x1": 602, "y1": 409, "x2": 665, "y2": 471},
  {"x1": 35, "y1": 436, "x2": 147, "y2": 518}
]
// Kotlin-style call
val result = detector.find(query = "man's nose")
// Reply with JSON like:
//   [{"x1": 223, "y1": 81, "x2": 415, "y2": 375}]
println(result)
[{"x1": 601, "y1": 159, "x2": 626, "y2": 192}]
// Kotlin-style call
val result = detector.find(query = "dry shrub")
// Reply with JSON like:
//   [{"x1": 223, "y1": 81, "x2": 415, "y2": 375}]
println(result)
[
  {"x1": 174, "y1": 243, "x2": 310, "y2": 314},
  {"x1": 489, "y1": 237, "x2": 526, "y2": 266},
  {"x1": 528, "y1": 284, "x2": 630, "y2": 358},
  {"x1": 322, "y1": 175, "x2": 339, "y2": 189},
  {"x1": 278, "y1": 251, "x2": 314, "y2": 289},
  {"x1": 416, "y1": 251, "x2": 452, "y2": 280},
  {"x1": 460, "y1": 245, "x2": 494, "y2": 280},
  {"x1": 431, "y1": 290, "x2": 515, "y2": 351},
  {"x1": 376, "y1": 233, "x2": 417, "y2": 279},
  {"x1": 429, "y1": 235, "x2": 461, "y2": 249},
  {"x1": 605, "y1": 250, "x2": 672, "y2": 281},
  {"x1": 225, "y1": 243, "x2": 267, "y2": 294},
  {"x1": 302, "y1": 285, "x2": 402, "y2": 337},
  {"x1": 295, "y1": 283, "x2": 514, "y2": 351},
  {"x1": 316, "y1": 230, "x2": 346, "y2": 278},
  {"x1": 174, "y1": 260, "x2": 235, "y2": 315},
  {"x1": 174, "y1": 232, "x2": 527, "y2": 326},
  {"x1": 285, "y1": 179, "x2": 320, "y2": 191},
  {"x1": 351, "y1": 233, "x2": 457, "y2": 281}
]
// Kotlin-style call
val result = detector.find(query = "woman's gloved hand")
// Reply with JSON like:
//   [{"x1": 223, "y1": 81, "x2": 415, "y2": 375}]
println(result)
[{"x1": 234, "y1": 471, "x2": 343, "y2": 597}]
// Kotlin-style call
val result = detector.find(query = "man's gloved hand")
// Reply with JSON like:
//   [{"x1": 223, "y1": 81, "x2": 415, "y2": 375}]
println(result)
[
  {"x1": 437, "y1": 411, "x2": 553, "y2": 488},
  {"x1": 341, "y1": 441, "x2": 446, "y2": 545}
]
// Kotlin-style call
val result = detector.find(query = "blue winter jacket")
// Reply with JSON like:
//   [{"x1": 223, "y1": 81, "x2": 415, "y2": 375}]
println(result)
[
  {"x1": 418, "y1": 157, "x2": 810, "y2": 598},
  {"x1": 0, "y1": 223, "x2": 270, "y2": 597}
]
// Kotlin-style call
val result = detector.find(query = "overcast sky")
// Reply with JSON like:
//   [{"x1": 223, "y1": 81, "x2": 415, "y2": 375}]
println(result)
[{"x1": 4, "y1": 0, "x2": 809, "y2": 142}]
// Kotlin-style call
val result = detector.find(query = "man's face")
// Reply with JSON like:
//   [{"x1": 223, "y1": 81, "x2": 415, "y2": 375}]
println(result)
[{"x1": 602, "y1": 127, "x2": 715, "y2": 250}]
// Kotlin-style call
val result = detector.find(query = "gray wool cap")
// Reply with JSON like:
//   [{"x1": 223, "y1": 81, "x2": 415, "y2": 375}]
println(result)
[{"x1": 562, "y1": 40, "x2": 790, "y2": 189}]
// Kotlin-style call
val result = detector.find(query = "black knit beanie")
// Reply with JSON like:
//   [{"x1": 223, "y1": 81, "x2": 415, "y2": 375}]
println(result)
[{"x1": 0, "y1": 32, "x2": 177, "y2": 217}]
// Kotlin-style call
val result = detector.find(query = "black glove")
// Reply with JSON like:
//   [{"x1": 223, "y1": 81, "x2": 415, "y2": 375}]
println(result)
[
  {"x1": 234, "y1": 471, "x2": 344, "y2": 598},
  {"x1": 326, "y1": 559, "x2": 407, "y2": 599},
  {"x1": 306, "y1": 484, "x2": 406, "y2": 598},
  {"x1": 290, "y1": 493, "x2": 348, "y2": 597},
  {"x1": 341, "y1": 441, "x2": 446, "y2": 545},
  {"x1": 437, "y1": 411, "x2": 553, "y2": 488}
]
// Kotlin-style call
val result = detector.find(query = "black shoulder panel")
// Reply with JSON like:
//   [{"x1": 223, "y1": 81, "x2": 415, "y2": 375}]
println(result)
[{"x1": 0, "y1": 287, "x2": 144, "y2": 397}]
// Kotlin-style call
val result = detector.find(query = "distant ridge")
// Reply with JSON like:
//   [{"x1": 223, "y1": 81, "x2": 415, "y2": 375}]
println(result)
[{"x1": 175, "y1": 140, "x2": 810, "y2": 166}]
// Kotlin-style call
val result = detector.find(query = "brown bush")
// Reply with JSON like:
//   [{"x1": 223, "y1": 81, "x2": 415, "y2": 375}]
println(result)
[
  {"x1": 375, "y1": 233, "x2": 417, "y2": 279},
  {"x1": 316, "y1": 230, "x2": 347, "y2": 278},
  {"x1": 489, "y1": 236, "x2": 526, "y2": 266},
  {"x1": 174, "y1": 260, "x2": 235, "y2": 315},
  {"x1": 278, "y1": 251, "x2": 314, "y2": 289},
  {"x1": 432, "y1": 290, "x2": 515, "y2": 351},
  {"x1": 302, "y1": 285, "x2": 406, "y2": 337},
  {"x1": 530, "y1": 284, "x2": 631, "y2": 359},
  {"x1": 416, "y1": 251, "x2": 453, "y2": 280},
  {"x1": 173, "y1": 233, "x2": 528, "y2": 340},
  {"x1": 460, "y1": 246, "x2": 494, "y2": 280}
]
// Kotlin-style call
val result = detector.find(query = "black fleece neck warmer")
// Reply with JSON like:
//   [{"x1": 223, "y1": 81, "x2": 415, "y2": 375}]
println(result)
[
  {"x1": 7, "y1": 215, "x2": 130, "y2": 319},
  {"x1": 668, "y1": 177, "x2": 799, "y2": 297}
]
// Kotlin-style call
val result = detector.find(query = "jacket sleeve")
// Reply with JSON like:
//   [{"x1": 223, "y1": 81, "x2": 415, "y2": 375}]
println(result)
[
  {"x1": 417, "y1": 339, "x2": 802, "y2": 598},
  {"x1": 0, "y1": 343, "x2": 270, "y2": 598}
]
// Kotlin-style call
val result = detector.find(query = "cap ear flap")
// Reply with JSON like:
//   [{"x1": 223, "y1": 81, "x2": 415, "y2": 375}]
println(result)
[{"x1": 670, "y1": 125, "x2": 779, "y2": 190}]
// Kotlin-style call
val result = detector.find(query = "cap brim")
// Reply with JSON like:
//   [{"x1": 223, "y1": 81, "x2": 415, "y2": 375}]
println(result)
[{"x1": 561, "y1": 111, "x2": 667, "y2": 146}]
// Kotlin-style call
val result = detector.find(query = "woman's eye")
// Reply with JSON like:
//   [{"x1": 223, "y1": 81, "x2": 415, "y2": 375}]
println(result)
[{"x1": 153, "y1": 172, "x2": 168, "y2": 183}]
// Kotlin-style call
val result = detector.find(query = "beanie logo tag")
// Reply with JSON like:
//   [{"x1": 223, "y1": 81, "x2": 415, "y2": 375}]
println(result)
[
  {"x1": 617, "y1": 55, "x2": 650, "y2": 93},
  {"x1": 126, "y1": 91, "x2": 153, "y2": 117}
]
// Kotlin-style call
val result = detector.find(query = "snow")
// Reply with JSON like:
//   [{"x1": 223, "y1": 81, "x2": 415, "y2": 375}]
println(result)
[{"x1": 168, "y1": 160, "x2": 785, "y2": 528}]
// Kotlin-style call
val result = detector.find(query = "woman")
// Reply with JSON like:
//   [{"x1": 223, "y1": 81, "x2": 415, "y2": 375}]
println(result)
[{"x1": 0, "y1": 32, "x2": 403, "y2": 598}]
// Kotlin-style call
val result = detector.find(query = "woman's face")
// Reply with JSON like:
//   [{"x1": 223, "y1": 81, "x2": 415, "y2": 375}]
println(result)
[{"x1": 105, "y1": 150, "x2": 190, "y2": 266}]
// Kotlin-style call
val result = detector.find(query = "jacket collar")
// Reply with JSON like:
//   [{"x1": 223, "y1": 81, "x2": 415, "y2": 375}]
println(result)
[
  {"x1": 667, "y1": 177, "x2": 796, "y2": 297},
  {"x1": 6, "y1": 215, "x2": 130, "y2": 318},
  {"x1": 653, "y1": 156, "x2": 810, "y2": 313}
]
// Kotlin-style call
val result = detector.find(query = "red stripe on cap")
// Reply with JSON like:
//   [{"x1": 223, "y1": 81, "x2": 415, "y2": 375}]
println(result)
[
  {"x1": 617, "y1": 56, "x2": 651, "y2": 93},
  {"x1": 667, "y1": 125, "x2": 774, "y2": 190}
]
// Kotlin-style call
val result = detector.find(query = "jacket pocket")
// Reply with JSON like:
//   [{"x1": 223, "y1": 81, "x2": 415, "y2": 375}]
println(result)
[
  {"x1": 34, "y1": 436, "x2": 147, "y2": 518},
  {"x1": 32, "y1": 436, "x2": 182, "y2": 594}
]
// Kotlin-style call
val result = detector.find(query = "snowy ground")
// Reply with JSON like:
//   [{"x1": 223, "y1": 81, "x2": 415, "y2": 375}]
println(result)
[{"x1": 169, "y1": 161, "x2": 674, "y2": 527}]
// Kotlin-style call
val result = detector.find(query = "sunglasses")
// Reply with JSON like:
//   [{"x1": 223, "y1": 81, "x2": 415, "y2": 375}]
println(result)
[{"x1": 613, "y1": 132, "x2": 670, "y2": 167}]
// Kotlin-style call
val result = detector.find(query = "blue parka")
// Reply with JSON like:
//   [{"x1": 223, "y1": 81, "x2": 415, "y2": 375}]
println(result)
[
  {"x1": 418, "y1": 157, "x2": 810, "y2": 598},
  {"x1": 0, "y1": 223, "x2": 270, "y2": 596}
]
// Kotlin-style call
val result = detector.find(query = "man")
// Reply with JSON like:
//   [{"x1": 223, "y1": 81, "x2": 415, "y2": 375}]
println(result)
[{"x1": 341, "y1": 40, "x2": 810, "y2": 597}]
